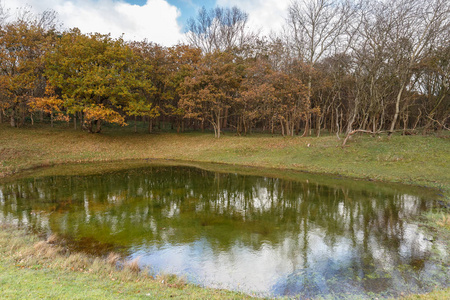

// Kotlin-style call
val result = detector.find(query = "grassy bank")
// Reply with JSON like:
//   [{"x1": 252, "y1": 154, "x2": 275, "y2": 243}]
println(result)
[
  {"x1": 1, "y1": 124, "x2": 449, "y2": 197},
  {"x1": 0, "y1": 224, "x2": 251, "y2": 299},
  {"x1": 1, "y1": 123, "x2": 449, "y2": 299}
]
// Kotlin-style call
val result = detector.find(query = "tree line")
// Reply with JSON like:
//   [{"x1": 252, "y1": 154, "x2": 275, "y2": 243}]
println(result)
[{"x1": 0, "y1": 0, "x2": 448, "y2": 140}]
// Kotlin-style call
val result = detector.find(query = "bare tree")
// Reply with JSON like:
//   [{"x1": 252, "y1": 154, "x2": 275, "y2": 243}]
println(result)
[
  {"x1": 186, "y1": 6, "x2": 256, "y2": 53},
  {"x1": 344, "y1": 0, "x2": 395, "y2": 138},
  {"x1": 287, "y1": 0, "x2": 355, "y2": 136},
  {"x1": 417, "y1": 45, "x2": 450, "y2": 133},
  {"x1": 13, "y1": 5, "x2": 59, "y2": 31},
  {"x1": 0, "y1": 0, "x2": 9, "y2": 26},
  {"x1": 384, "y1": 0, "x2": 450, "y2": 135}
]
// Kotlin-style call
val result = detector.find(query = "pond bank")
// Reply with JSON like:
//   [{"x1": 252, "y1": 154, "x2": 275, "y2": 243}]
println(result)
[
  {"x1": 0, "y1": 124, "x2": 449, "y2": 298},
  {"x1": 1, "y1": 125, "x2": 448, "y2": 196},
  {"x1": 0, "y1": 224, "x2": 252, "y2": 299},
  {"x1": 1, "y1": 222, "x2": 448, "y2": 299}
]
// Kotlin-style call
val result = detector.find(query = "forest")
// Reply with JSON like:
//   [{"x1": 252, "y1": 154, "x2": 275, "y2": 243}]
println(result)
[{"x1": 0, "y1": 0, "x2": 448, "y2": 141}]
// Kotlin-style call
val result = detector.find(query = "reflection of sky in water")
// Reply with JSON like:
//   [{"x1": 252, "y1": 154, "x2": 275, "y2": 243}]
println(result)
[
  {"x1": 0, "y1": 166, "x2": 448, "y2": 298},
  {"x1": 129, "y1": 223, "x2": 435, "y2": 297}
]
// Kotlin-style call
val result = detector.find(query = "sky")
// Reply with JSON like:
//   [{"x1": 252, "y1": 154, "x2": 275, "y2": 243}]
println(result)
[{"x1": 1, "y1": 0, "x2": 290, "y2": 46}]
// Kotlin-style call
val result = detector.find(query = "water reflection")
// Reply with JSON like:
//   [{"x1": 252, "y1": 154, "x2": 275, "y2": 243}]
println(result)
[{"x1": 0, "y1": 166, "x2": 447, "y2": 298}]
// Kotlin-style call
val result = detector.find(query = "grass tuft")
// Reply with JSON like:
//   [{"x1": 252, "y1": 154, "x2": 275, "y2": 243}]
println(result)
[
  {"x1": 436, "y1": 214, "x2": 450, "y2": 230},
  {"x1": 106, "y1": 252, "x2": 121, "y2": 267},
  {"x1": 46, "y1": 234, "x2": 58, "y2": 244},
  {"x1": 124, "y1": 257, "x2": 141, "y2": 274},
  {"x1": 157, "y1": 273, "x2": 187, "y2": 289}
]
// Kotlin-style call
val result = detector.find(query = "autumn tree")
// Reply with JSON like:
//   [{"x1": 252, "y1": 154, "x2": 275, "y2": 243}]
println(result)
[
  {"x1": 179, "y1": 51, "x2": 242, "y2": 138},
  {"x1": 164, "y1": 45, "x2": 202, "y2": 132},
  {"x1": 46, "y1": 29, "x2": 154, "y2": 133},
  {"x1": 128, "y1": 41, "x2": 166, "y2": 132},
  {"x1": 28, "y1": 84, "x2": 68, "y2": 127},
  {"x1": 239, "y1": 55, "x2": 309, "y2": 136},
  {"x1": 0, "y1": 12, "x2": 56, "y2": 127},
  {"x1": 238, "y1": 59, "x2": 274, "y2": 135}
]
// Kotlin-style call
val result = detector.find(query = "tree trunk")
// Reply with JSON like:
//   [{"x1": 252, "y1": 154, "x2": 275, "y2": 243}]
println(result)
[
  {"x1": 244, "y1": 118, "x2": 248, "y2": 135},
  {"x1": 290, "y1": 118, "x2": 295, "y2": 136},
  {"x1": 335, "y1": 107, "x2": 340, "y2": 140},
  {"x1": 412, "y1": 110, "x2": 421, "y2": 131},
  {"x1": 285, "y1": 119, "x2": 290, "y2": 136},
  {"x1": 87, "y1": 119, "x2": 102, "y2": 133},
  {"x1": 19, "y1": 103, "x2": 26, "y2": 127},
  {"x1": 346, "y1": 97, "x2": 359, "y2": 135},
  {"x1": 223, "y1": 107, "x2": 228, "y2": 129},
  {"x1": 402, "y1": 112, "x2": 408, "y2": 135},
  {"x1": 148, "y1": 118, "x2": 153, "y2": 133},
  {"x1": 79, "y1": 111, "x2": 83, "y2": 130},
  {"x1": 316, "y1": 115, "x2": 321, "y2": 137},
  {"x1": 96, "y1": 120, "x2": 102, "y2": 133},
  {"x1": 10, "y1": 108, "x2": 16, "y2": 127},
  {"x1": 301, "y1": 75, "x2": 312, "y2": 137},
  {"x1": 216, "y1": 110, "x2": 221, "y2": 138},
  {"x1": 389, "y1": 83, "x2": 406, "y2": 136}
]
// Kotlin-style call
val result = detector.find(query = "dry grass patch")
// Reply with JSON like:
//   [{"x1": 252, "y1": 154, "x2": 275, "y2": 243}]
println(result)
[
  {"x1": 124, "y1": 257, "x2": 141, "y2": 274},
  {"x1": 106, "y1": 252, "x2": 121, "y2": 266},
  {"x1": 0, "y1": 224, "x2": 192, "y2": 287},
  {"x1": 0, "y1": 225, "x2": 147, "y2": 281},
  {"x1": 436, "y1": 214, "x2": 450, "y2": 230},
  {"x1": 0, "y1": 224, "x2": 251, "y2": 299}
]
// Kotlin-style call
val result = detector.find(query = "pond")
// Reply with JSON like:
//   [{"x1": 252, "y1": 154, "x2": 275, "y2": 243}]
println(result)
[{"x1": 0, "y1": 161, "x2": 448, "y2": 298}]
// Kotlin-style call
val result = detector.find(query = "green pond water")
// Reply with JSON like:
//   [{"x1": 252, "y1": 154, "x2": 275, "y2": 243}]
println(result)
[{"x1": 0, "y1": 162, "x2": 448, "y2": 298}]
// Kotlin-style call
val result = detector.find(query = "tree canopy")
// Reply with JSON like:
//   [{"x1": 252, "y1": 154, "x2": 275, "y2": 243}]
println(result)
[{"x1": 0, "y1": 1, "x2": 448, "y2": 139}]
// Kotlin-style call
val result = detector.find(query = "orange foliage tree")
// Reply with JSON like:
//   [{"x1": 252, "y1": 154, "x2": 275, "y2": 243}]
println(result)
[
  {"x1": 179, "y1": 51, "x2": 242, "y2": 138},
  {"x1": 28, "y1": 84, "x2": 69, "y2": 127},
  {"x1": 0, "y1": 19, "x2": 52, "y2": 127}
]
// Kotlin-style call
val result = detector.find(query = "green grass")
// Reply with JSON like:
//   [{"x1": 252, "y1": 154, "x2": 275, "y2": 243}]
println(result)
[{"x1": 0, "y1": 225, "x2": 252, "y2": 299}]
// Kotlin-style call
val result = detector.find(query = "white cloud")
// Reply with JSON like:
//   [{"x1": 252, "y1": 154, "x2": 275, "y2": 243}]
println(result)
[
  {"x1": 2, "y1": 0, "x2": 184, "y2": 46},
  {"x1": 216, "y1": 0, "x2": 291, "y2": 36}
]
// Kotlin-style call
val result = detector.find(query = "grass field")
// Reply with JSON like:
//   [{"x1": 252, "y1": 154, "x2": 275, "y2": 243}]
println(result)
[{"x1": 0, "y1": 123, "x2": 449, "y2": 299}]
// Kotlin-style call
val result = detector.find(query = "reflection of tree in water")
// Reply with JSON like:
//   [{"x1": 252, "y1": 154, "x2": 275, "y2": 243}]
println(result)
[{"x1": 0, "y1": 166, "x2": 446, "y2": 297}]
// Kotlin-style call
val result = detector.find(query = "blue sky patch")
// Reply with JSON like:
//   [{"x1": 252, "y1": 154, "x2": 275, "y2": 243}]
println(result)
[{"x1": 125, "y1": 0, "x2": 216, "y2": 30}]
